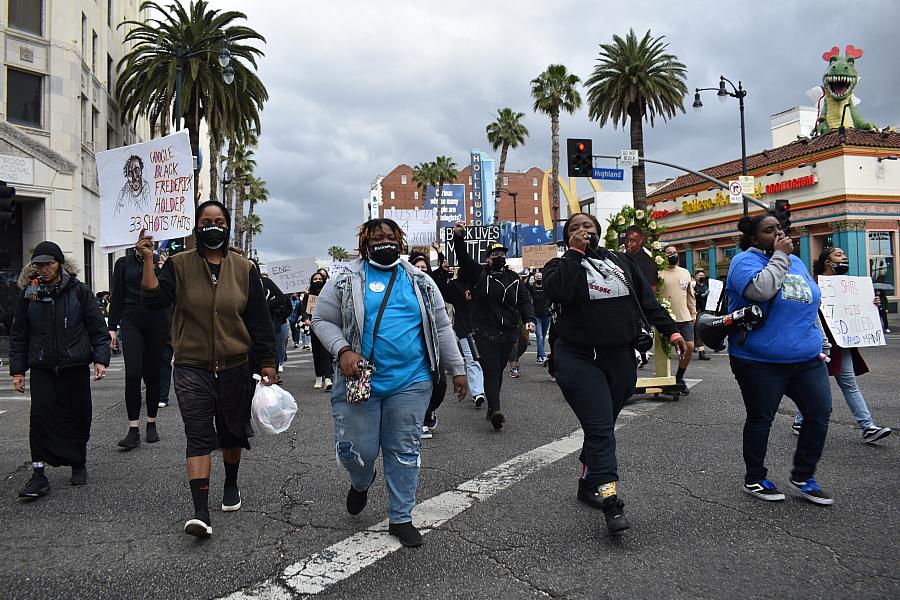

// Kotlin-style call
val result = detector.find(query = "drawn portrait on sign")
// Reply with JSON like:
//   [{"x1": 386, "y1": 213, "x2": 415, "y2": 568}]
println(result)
[{"x1": 115, "y1": 154, "x2": 151, "y2": 216}]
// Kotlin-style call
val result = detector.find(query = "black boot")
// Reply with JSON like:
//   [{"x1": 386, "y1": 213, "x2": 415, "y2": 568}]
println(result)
[
  {"x1": 145, "y1": 423, "x2": 160, "y2": 444},
  {"x1": 118, "y1": 427, "x2": 141, "y2": 449},
  {"x1": 698, "y1": 350, "x2": 711, "y2": 361},
  {"x1": 601, "y1": 496, "x2": 630, "y2": 534}
]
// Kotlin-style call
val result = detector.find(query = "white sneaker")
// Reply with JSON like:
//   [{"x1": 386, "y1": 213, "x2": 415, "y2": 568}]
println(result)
[
  {"x1": 421, "y1": 426, "x2": 432, "y2": 439},
  {"x1": 314, "y1": 377, "x2": 323, "y2": 389},
  {"x1": 324, "y1": 377, "x2": 333, "y2": 391},
  {"x1": 278, "y1": 364, "x2": 285, "y2": 373}
]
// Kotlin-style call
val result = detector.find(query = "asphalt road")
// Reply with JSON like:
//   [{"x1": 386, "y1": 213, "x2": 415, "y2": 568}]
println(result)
[{"x1": 0, "y1": 336, "x2": 898, "y2": 599}]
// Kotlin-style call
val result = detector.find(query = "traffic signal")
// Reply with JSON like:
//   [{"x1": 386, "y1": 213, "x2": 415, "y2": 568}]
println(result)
[
  {"x1": 0, "y1": 180, "x2": 16, "y2": 224},
  {"x1": 773, "y1": 199, "x2": 791, "y2": 232},
  {"x1": 566, "y1": 138, "x2": 593, "y2": 177}
]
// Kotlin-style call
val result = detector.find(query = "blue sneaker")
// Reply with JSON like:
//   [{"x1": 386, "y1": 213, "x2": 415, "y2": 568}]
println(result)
[
  {"x1": 789, "y1": 477, "x2": 834, "y2": 505},
  {"x1": 742, "y1": 479, "x2": 785, "y2": 501}
]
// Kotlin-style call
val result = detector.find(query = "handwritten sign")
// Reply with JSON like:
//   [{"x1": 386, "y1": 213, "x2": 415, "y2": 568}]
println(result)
[
  {"x1": 522, "y1": 244, "x2": 558, "y2": 269},
  {"x1": 818, "y1": 275, "x2": 885, "y2": 347},
  {"x1": 384, "y1": 208, "x2": 437, "y2": 245},
  {"x1": 98, "y1": 131, "x2": 194, "y2": 253},
  {"x1": 266, "y1": 256, "x2": 318, "y2": 294},
  {"x1": 706, "y1": 278, "x2": 724, "y2": 312},
  {"x1": 441, "y1": 225, "x2": 501, "y2": 267},
  {"x1": 306, "y1": 294, "x2": 318, "y2": 315}
]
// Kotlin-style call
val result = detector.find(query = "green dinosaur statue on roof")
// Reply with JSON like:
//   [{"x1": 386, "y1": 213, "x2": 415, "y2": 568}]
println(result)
[{"x1": 815, "y1": 44, "x2": 875, "y2": 135}]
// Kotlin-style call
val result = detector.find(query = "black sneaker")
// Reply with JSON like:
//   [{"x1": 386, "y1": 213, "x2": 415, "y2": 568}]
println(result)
[
  {"x1": 576, "y1": 480, "x2": 606, "y2": 509},
  {"x1": 424, "y1": 412, "x2": 437, "y2": 430},
  {"x1": 676, "y1": 379, "x2": 691, "y2": 396},
  {"x1": 70, "y1": 465, "x2": 87, "y2": 486},
  {"x1": 789, "y1": 477, "x2": 834, "y2": 505},
  {"x1": 222, "y1": 486, "x2": 241, "y2": 512},
  {"x1": 862, "y1": 426, "x2": 892, "y2": 444},
  {"x1": 601, "y1": 496, "x2": 630, "y2": 534},
  {"x1": 347, "y1": 469, "x2": 376, "y2": 515},
  {"x1": 791, "y1": 422, "x2": 802, "y2": 436},
  {"x1": 184, "y1": 511, "x2": 213, "y2": 537},
  {"x1": 388, "y1": 522, "x2": 423, "y2": 547},
  {"x1": 473, "y1": 394, "x2": 485, "y2": 409},
  {"x1": 487, "y1": 409, "x2": 505, "y2": 430},
  {"x1": 145, "y1": 425, "x2": 160, "y2": 444},
  {"x1": 697, "y1": 351, "x2": 711, "y2": 361},
  {"x1": 743, "y1": 479, "x2": 786, "y2": 501},
  {"x1": 117, "y1": 428, "x2": 141, "y2": 449},
  {"x1": 18, "y1": 474, "x2": 50, "y2": 499}
]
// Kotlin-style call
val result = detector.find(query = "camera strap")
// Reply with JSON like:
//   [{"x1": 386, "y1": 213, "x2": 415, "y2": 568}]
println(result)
[{"x1": 367, "y1": 267, "x2": 398, "y2": 364}]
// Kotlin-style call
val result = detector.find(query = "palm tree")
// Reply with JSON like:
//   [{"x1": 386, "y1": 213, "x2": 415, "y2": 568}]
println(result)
[
  {"x1": 486, "y1": 108, "x2": 529, "y2": 221},
  {"x1": 231, "y1": 142, "x2": 256, "y2": 249},
  {"x1": 584, "y1": 29, "x2": 687, "y2": 210},
  {"x1": 328, "y1": 246, "x2": 350, "y2": 261},
  {"x1": 412, "y1": 162, "x2": 436, "y2": 210},
  {"x1": 243, "y1": 213, "x2": 263, "y2": 256},
  {"x1": 243, "y1": 175, "x2": 268, "y2": 252},
  {"x1": 432, "y1": 156, "x2": 459, "y2": 241},
  {"x1": 531, "y1": 65, "x2": 582, "y2": 242},
  {"x1": 116, "y1": 0, "x2": 266, "y2": 187}
]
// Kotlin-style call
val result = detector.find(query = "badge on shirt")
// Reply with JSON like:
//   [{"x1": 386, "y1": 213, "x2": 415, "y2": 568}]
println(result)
[{"x1": 369, "y1": 281, "x2": 386, "y2": 293}]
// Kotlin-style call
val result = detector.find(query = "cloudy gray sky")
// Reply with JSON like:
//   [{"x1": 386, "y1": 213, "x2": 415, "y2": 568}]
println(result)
[{"x1": 213, "y1": 0, "x2": 898, "y2": 261}]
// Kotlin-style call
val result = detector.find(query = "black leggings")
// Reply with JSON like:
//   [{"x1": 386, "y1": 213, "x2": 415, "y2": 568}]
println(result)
[
  {"x1": 121, "y1": 309, "x2": 168, "y2": 421},
  {"x1": 310, "y1": 332, "x2": 334, "y2": 378},
  {"x1": 425, "y1": 374, "x2": 447, "y2": 417},
  {"x1": 475, "y1": 335, "x2": 515, "y2": 412}
]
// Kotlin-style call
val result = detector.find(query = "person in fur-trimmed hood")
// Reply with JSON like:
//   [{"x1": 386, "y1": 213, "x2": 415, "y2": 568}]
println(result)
[{"x1": 9, "y1": 241, "x2": 111, "y2": 499}]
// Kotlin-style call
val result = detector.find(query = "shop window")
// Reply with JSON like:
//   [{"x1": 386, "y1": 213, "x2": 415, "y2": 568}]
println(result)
[
  {"x1": 868, "y1": 231, "x2": 895, "y2": 288},
  {"x1": 9, "y1": 0, "x2": 43, "y2": 36},
  {"x1": 723, "y1": 247, "x2": 740, "y2": 260},
  {"x1": 83, "y1": 240, "x2": 95, "y2": 290},
  {"x1": 7, "y1": 68, "x2": 43, "y2": 128}
]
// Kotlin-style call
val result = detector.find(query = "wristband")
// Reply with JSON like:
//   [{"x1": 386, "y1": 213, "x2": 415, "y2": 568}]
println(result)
[
  {"x1": 669, "y1": 333, "x2": 684, "y2": 342},
  {"x1": 337, "y1": 346, "x2": 353, "y2": 359},
  {"x1": 568, "y1": 247, "x2": 585, "y2": 256}
]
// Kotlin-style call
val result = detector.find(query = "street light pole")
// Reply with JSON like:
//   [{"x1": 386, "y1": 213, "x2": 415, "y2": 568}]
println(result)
[{"x1": 510, "y1": 191, "x2": 519, "y2": 257}]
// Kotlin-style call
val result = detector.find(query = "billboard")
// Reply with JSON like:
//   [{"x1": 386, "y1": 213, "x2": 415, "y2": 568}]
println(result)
[{"x1": 425, "y1": 184, "x2": 466, "y2": 227}]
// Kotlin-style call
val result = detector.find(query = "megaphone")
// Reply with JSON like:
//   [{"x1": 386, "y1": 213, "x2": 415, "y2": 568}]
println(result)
[{"x1": 696, "y1": 305, "x2": 765, "y2": 352}]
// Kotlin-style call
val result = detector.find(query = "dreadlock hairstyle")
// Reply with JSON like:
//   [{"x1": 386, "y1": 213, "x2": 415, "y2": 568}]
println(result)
[{"x1": 357, "y1": 218, "x2": 407, "y2": 259}]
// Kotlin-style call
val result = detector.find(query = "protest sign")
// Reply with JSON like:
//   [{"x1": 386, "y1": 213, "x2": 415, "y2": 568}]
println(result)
[
  {"x1": 306, "y1": 295, "x2": 318, "y2": 315},
  {"x1": 98, "y1": 131, "x2": 194, "y2": 253},
  {"x1": 441, "y1": 224, "x2": 501, "y2": 267},
  {"x1": 425, "y1": 184, "x2": 466, "y2": 227},
  {"x1": 266, "y1": 257, "x2": 318, "y2": 294},
  {"x1": 705, "y1": 278, "x2": 724, "y2": 311},
  {"x1": 522, "y1": 244, "x2": 558, "y2": 269},
  {"x1": 818, "y1": 275, "x2": 885, "y2": 347},
  {"x1": 384, "y1": 208, "x2": 437, "y2": 245}
]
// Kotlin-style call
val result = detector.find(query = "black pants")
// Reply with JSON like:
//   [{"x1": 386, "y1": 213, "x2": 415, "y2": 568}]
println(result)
[
  {"x1": 311, "y1": 332, "x2": 334, "y2": 378},
  {"x1": 475, "y1": 333, "x2": 515, "y2": 412},
  {"x1": 425, "y1": 373, "x2": 447, "y2": 417},
  {"x1": 121, "y1": 309, "x2": 168, "y2": 421},
  {"x1": 553, "y1": 340, "x2": 636, "y2": 487},
  {"x1": 30, "y1": 366, "x2": 92, "y2": 467},
  {"x1": 730, "y1": 356, "x2": 832, "y2": 483},
  {"x1": 159, "y1": 343, "x2": 174, "y2": 403},
  {"x1": 174, "y1": 363, "x2": 251, "y2": 458},
  {"x1": 290, "y1": 319, "x2": 300, "y2": 345}
]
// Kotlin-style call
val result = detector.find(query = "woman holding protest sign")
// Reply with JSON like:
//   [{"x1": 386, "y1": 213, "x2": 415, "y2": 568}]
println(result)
[
  {"x1": 790, "y1": 247, "x2": 892, "y2": 444},
  {"x1": 302, "y1": 272, "x2": 333, "y2": 390},
  {"x1": 138, "y1": 200, "x2": 277, "y2": 537}
]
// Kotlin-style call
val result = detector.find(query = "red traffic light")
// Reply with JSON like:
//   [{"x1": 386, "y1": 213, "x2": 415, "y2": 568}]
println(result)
[{"x1": 578, "y1": 143, "x2": 585, "y2": 151}]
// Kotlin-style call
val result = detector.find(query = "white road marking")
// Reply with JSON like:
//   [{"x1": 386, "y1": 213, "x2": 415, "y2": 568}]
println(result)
[
  {"x1": 0, "y1": 395, "x2": 29, "y2": 401},
  {"x1": 224, "y1": 399, "x2": 664, "y2": 598},
  {"x1": 0, "y1": 410, "x2": 7, "y2": 416}
]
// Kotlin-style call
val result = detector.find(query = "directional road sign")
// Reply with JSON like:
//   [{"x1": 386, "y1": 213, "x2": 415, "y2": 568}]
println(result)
[
  {"x1": 592, "y1": 167, "x2": 624, "y2": 181},
  {"x1": 728, "y1": 180, "x2": 743, "y2": 203}
]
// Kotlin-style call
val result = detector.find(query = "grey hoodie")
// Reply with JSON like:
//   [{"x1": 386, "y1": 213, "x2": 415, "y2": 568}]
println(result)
[{"x1": 311, "y1": 258, "x2": 465, "y2": 379}]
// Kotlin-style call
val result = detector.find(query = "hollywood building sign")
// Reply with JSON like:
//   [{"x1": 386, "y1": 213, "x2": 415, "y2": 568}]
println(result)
[{"x1": 764, "y1": 174, "x2": 818, "y2": 194}]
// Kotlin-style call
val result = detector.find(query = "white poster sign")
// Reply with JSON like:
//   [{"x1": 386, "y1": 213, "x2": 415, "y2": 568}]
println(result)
[
  {"x1": 818, "y1": 275, "x2": 885, "y2": 347},
  {"x1": 705, "y1": 278, "x2": 724, "y2": 311},
  {"x1": 97, "y1": 131, "x2": 195, "y2": 253},
  {"x1": 266, "y1": 256, "x2": 319, "y2": 294},
  {"x1": 384, "y1": 208, "x2": 437, "y2": 246}
]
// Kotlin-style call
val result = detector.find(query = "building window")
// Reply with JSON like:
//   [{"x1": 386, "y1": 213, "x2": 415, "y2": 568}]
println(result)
[
  {"x1": 92, "y1": 108, "x2": 100, "y2": 146},
  {"x1": 107, "y1": 54, "x2": 114, "y2": 92},
  {"x1": 533, "y1": 206, "x2": 539, "y2": 215},
  {"x1": 10, "y1": 0, "x2": 43, "y2": 35},
  {"x1": 92, "y1": 30, "x2": 98, "y2": 72},
  {"x1": 83, "y1": 239, "x2": 95, "y2": 289},
  {"x1": 7, "y1": 68, "x2": 43, "y2": 128},
  {"x1": 82, "y1": 14, "x2": 88, "y2": 57},
  {"x1": 108, "y1": 0, "x2": 114, "y2": 27},
  {"x1": 414, "y1": 191, "x2": 418, "y2": 200},
  {"x1": 390, "y1": 191, "x2": 395, "y2": 200},
  {"x1": 534, "y1": 219, "x2": 539, "y2": 226},
  {"x1": 868, "y1": 231, "x2": 895, "y2": 289},
  {"x1": 469, "y1": 192, "x2": 473, "y2": 200},
  {"x1": 502, "y1": 176, "x2": 508, "y2": 186},
  {"x1": 468, "y1": 176, "x2": 473, "y2": 185},
  {"x1": 82, "y1": 97, "x2": 90, "y2": 145},
  {"x1": 107, "y1": 125, "x2": 116, "y2": 150},
  {"x1": 401, "y1": 174, "x2": 408, "y2": 185},
  {"x1": 533, "y1": 192, "x2": 538, "y2": 201},
  {"x1": 532, "y1": 177, "x2": 538, "y2": 187}
]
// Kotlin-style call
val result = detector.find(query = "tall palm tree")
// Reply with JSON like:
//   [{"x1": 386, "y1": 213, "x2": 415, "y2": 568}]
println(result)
[
  {"x1": 328, "y1": 246, "x2": 349, "y2": 261},
  {"x1": 231, "y1": 142, "x2": 256, "y2": 249},
  {"x1": 584, "y1": 29, "x2": 687, "y2": 210},
  {"x1": 243, "y1": 175, "x2": 268, "y2": 252},
  {"x1": 531, "y1": 65, "x2": 582, "y2": 241},
  {"x1": 485, "y1": 108, "x2": 529, "y2": 222},
  {"x1": 412, "y1": 162, "x2": 436, "y2": 211},
  {"x1": 432, "y1": 156, "x2": 459, "y2": 241},
  {"x1": 116, "y1": 0, "x2": 266, "y2": 188},
  {"x1": 243, "y1": 213, "x2": 263, "y2": 255}
]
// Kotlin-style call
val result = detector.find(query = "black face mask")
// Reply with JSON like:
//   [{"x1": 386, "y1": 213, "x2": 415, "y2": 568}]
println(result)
[
  {"x1": 697, "y1": 277, "x2": 706, "y2": 285},
  {"x1": 832, "y1": 262, "x2": 849, "y2": 275},
  {"x1": 310, "y1": 280, "x2": 325, "y2": 293},
  {"x1": 490, "y1": 257, "x2": 506, "y2": 272},
  {"x1": 368, "y1": 242, "x2": 401, "y2": 268},
  {"x1": 667, "y1": 255, "x2": 679, "y2": 266},
  {"x1": 196, "y1": 224, "x2": 229, "y2": 250}
]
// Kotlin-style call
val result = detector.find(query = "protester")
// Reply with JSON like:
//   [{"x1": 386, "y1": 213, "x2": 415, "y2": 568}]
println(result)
[
  {"x1": 693, "y1": 270, "x2": 711, "y2": 360},
  {"x1": 623, "y1": 225, "x2": 658, "y2": 368},
  {"x1": 874, "y1": 287, "x2": 891, "y2": 333},
  {"x1": 301, "y1": 272, "x2": 333, "y2": 390},
  {"x1": 726, "y1": 213, "x2": 834, "y2": 506},
  {"x1": 527, "y1": 271, "x2": 551, "y2": 365},
  {"x1": 442, "y1": 268, "x2": 487, "y2": 409},
  {"x1": 544, "y1": 213, "x2": 686, "y2": 534},
  {"x1": 452, "y1": 224, "x2": 535, "y2": 430},
  {"x1": 790, "y1": 247, "x2": 891, "y2": 443},
  {"x1": 409, "y1": 252, "x2": 448, "y2": 439},
  {"x1": 95, "y1": 291, "x2": 111, "y2": 321},
  {"x1": 139, "y1": 200, "x2": 277, "y2": 537},
  {"x1": 289, "y1": 293, "x2": 302, "y2": 348},
  {"x1": 507, "y1": 318, "x2": 530, "y2": 378},
  {"x1": 261, "y1": 271, "x2": 291, "y2": 374},
  {"x1": 10, "y1": 242, "x2": 110, "y2": 498},
  {"x1": 660, "y1": 246, "x2": 697, "y2": 393},
  {"x1": 108, "y1": 250, "x2": 170, "y2": 447},
  {"x1": 312, "y1": 218, "x2": 466, "y2": 547}
]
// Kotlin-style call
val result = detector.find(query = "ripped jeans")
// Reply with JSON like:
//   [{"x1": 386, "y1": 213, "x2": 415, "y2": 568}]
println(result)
[{"x1": 331, "y1": 375, "x2": 432, "y2": 523}]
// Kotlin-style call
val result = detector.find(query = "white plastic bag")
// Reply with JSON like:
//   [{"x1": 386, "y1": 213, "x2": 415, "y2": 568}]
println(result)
[{"x1": 250, "y1": 375, "x2": 297, "y2": 435}]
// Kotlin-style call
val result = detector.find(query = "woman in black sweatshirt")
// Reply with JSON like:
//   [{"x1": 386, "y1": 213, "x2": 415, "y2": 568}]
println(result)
[{"x1": 543, "y1": 213, "x2": 687, "y2": 534}]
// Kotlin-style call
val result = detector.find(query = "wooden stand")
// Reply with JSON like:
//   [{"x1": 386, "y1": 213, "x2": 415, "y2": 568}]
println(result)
[{"x1": 634, "y1": 331, "x2": 682, "y2": 400}]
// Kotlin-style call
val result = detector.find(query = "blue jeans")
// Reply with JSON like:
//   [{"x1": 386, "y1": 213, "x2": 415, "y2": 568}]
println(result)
[
  {"x1": 331, "y1": 375, "x2": 432, "y2": 523},
  {"x1": 458, "y1": 337, "x2": 484, "y2": 397},
  {"x1": 730, "y1": 356, "x2": 832, "y2": 483},
  {"x1": 794, "y1": 348, "x2": 873, "y2": 429},
  {"x1": 277, "y1": 321, "x2": 289, "y2": 366},
  {"x1": 534, "y1": 315, "x2": 551, "y2": 360}
]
